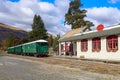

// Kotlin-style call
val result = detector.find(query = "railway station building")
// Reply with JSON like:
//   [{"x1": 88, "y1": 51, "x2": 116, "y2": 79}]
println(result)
[{"x1": 58, "y1": 24, "x2": 120, "y2": 61}]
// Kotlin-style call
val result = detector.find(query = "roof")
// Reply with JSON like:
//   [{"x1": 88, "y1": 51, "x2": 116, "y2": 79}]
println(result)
[
  {"x1": 8, "y1": 40, "x2": 48, "y2": 48},
  {"x1": 59, "y1": 27, "x2": 89, "y2": 41},
  {"x1": 59, "y1": 25, "x2": 120, "y2": 42},
  {"x1": 22, "y1": 39, "x2": 48, "y2": 45}
]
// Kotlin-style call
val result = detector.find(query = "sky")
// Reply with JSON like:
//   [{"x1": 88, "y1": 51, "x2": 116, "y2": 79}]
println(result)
[{"x1": 0, "y1": 0, "x2": 120, "y2": 36}]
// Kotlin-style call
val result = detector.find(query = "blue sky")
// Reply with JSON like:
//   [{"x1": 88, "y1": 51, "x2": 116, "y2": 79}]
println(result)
[
  {"x1": 9, "y1": 0, "x2": 19, "y2": 2},
  {"x1": 10, "y1": 0, "x2": 120, "y2": 8},
  {"x1": 0, "y1": 0, "x2": 120, "y2": 35},
  {"x1": 82, "y1": 0, "x2": 120, "y2": 8}
]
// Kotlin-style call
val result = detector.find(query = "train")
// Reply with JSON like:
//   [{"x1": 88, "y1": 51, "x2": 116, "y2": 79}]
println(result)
[{"x1": 7, "y1": 39, "x2": 49, "y2": 57}]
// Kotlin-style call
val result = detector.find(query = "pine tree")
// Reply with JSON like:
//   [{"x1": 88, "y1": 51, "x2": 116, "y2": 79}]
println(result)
[
  {"x1": 29, "y1": 14, "x2": 48, "y2": 41},
  {"x1": 65, "y1": 0, "x2": 94, "y2": 29},
  {"x1": 19, "y1": 39, "x2": 28, "y2": 44}
]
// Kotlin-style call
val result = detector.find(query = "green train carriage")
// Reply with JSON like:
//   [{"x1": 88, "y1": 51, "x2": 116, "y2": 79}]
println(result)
[
  {"x1": 14, "y1": 45, "x2": 23, "y2": 55},
  {"x1": 7, "y1": 47, "x2": 15, "y2": 54},
  {"x1": 22, "y1": 40, "x2": 49, "y2": 57},
  {"x1": 7, "y1": 39, "x2": 49, "y2": 57},
  {"x1": 7, "y1": 45, "x2": 23, "y2": 54}
]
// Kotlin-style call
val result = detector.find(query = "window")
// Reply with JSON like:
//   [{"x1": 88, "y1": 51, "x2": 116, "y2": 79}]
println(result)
[
  {"x1": 92, "y1": 38, "x2": 101, "y2": 52},
  {"x1": 81, "y1": 39, "x2": 88, "y2": 52},
  {"x1": 40, "y1": 43, "x2": 48, "y2": 46},
  {"x1": 106, "y1": 35, "x2": 118, "y2": 52}
]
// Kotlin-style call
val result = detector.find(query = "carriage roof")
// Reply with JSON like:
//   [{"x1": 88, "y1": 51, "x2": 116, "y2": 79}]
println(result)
[{"x1": 22, "y1": 39, "x2": 48, "y2": 45}]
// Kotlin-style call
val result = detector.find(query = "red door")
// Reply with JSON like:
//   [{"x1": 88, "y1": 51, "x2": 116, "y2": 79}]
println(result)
[{"x1": 65, "y1": 43, "x2": 69, "y2": 54}]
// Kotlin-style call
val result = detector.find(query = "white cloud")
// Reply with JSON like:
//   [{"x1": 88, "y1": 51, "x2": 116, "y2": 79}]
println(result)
[
  {"x1": 0, "y1": 0, "x2": 70, "y2": 36},
  {"x1": 86, "y1": 7, "x2": 120, "y2": 29},
  {"x1": 1, "y1": 0, "x2": 120, "y2": 36},
  {"x1": 39, "y1": 2, "x2": 56, "y2": 14},
  {"x1": 108, "y1": 0, "x2": 120, "y2": 3}
]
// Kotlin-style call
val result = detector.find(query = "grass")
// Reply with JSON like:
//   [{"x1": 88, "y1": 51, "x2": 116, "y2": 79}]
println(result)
[
  {"x1": 0, "y1": 50, "x2": 3, "y2": 54},
  {"x1": 48, "y1": 48, "x2": 57, "y2": 55},
  {"x1": 49, "y1": 48, "x2": 54, "y2": 53},
  {"x1": 0, "y1": 50, "x2": 7, "y2": 54}
]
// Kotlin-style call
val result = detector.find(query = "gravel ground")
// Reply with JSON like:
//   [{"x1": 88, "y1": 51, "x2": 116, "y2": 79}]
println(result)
[
  {"x1": 0, "y1": 54, "x2": 120, "y2": 80},
  {"x1": 7, "y1": 54, "x2": 120, "y2": 75}
]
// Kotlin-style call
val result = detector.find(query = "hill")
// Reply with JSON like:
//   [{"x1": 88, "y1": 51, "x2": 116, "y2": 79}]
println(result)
[{"x1": 0, "y1": 23, "x2": 28, "y2": 42}]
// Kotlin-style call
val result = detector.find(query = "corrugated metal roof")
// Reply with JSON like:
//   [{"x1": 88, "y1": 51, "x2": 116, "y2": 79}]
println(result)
[
  {"x1": 59, "y1": 28, "x2": 81, "y2": 41},
  {"x1": 59, "y1": 25, "x2": 120, "y2": 42},
  {"x1": 59, "y1": 27, "x2": 89, "y2": 41}
]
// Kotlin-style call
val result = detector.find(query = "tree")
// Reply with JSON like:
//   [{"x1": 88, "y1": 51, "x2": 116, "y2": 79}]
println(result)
[
  {"x1": 29, "y1": 14, "x2": 48, "y2": 41},
  {"x1": 1, "y1": 40, "x2": 7, "y2": 51},
  {"x1": 52, "y1": 34, "x2": 60, "y2": 52},
  {"x1": 19, "y1": 38, "x2": 28, "y2": 44},
  {"x1": 65, "y1": 0, "x2": 94, "y2": 29},
  {"x1": 7, "y1": 35, "x2": 15, "y2": 47},
  {"x1": 48, "y1": 35, "x2": 53, "y2": 47}
]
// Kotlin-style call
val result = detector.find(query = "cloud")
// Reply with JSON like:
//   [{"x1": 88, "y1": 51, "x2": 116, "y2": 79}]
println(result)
[
  {"x1": 0, "y1": 0, "x2": 70, "y2": 36},
  {"x1": 108, "y1": 0, "x2": 120, "y2": 4},
  {"x1": 86, "y1": 7, "x2": 120, "y2": 29},
  {"x1": 0, "y1": 0, "x2": 120, "y2": 36}
]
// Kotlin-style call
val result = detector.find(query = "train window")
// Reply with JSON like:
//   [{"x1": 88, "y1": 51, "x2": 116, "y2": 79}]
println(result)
[{"x1": 39, "y1": 43, "x2": 48, "y2": 46}]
